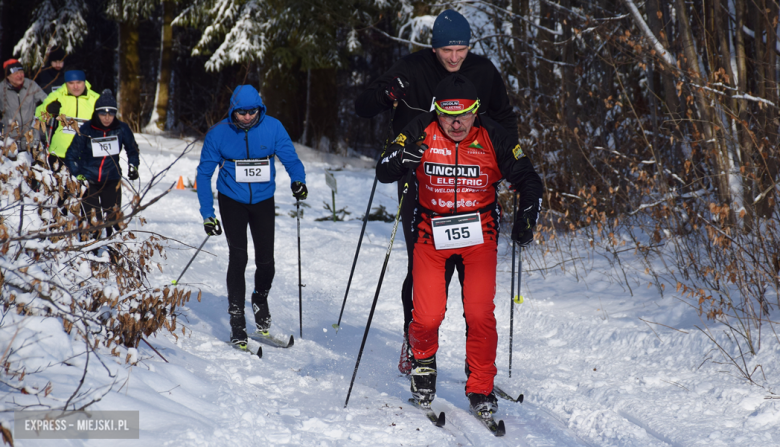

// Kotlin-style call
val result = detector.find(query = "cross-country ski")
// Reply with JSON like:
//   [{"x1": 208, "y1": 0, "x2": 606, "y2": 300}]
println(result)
[{"x1": 249, "y1": 331, "x2": 295, "y2": 349}]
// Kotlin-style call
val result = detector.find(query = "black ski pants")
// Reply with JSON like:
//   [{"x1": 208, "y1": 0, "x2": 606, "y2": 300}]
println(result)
[
  {"x1": 82, "y1": 179, "x2": 121, "y2": 238},
  {"x1": 218, "y1": 193, "x2": 275, "y2": 316}
]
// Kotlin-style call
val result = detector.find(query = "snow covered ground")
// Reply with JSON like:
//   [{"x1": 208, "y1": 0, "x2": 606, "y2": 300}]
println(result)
[{"x1": 4, "y1": 133, "x2": 780, "y2": 446}]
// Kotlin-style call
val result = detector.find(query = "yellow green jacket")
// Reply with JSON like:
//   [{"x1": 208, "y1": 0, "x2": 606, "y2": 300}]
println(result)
[{"x1": 35, "y1": 82, "x2": 100, "y2": 158}]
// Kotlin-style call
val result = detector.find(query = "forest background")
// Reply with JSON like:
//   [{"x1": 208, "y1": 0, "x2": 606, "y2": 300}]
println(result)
[{"x1": 1, "y1": 0, "x2": 780, "y2": 387}]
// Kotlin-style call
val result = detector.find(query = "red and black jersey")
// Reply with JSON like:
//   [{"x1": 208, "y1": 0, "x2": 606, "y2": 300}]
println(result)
[
  {"x1": 377, "y1": 112, "x2": 543, "y2": 229},
  {"x1": 414, "y1": 121, "x2": 502, "y2": 215}
]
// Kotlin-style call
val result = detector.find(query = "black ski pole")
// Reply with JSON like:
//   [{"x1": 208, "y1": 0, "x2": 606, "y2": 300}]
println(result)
[
  {"x1": 333, "y1": 102, "x2": 398, "y2": 332},
  {"x1": 297, "y1": 199, "x2": 303, "y2": 339},
  {"x1": 344, "y1": 173, "x2": 410, "y2": 408},
  {"x1": 172, "y1": 235, "x2": 210, "y2": 285},
  {"x1": 509, "y1": 192, "x2": 518, "y2": 378},
  {"x1": 333, "y1": 176, "x2": 377, "y2": 332}
]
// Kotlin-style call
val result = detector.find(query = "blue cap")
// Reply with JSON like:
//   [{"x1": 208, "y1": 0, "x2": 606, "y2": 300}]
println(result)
[
  {"x1": 64, "y1": 70, "x2": 85, "y2": 82},
  {"x1": 431, "y1": 9, "x2": 471, "y2": 48}
]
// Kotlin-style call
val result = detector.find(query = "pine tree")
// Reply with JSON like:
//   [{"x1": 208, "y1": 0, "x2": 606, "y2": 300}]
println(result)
[{"x1": 13, "y1": 0, "x2": 88, "y2": 69}]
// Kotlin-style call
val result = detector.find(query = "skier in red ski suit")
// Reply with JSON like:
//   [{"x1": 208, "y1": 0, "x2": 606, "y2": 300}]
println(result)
[{"x1": 377, "y1": 74, "x2": 543, "y2": 415}]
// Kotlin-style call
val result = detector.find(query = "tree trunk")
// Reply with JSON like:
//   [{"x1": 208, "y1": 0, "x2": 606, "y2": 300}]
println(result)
[
  {"x1": 118, "y1": 20, "x2": 141, "y2": 131},
  {"x1": 300, "y1": 67, "x2": 311, "y2": 145},
  {"x1": 646, "y1": 0, "x2": 681, "y2": 118},
  {"x1": 675, "y1": 0, "x2": 732, "y2": 208},
  {"x1": 147, "y1": 0, "x2": 174, "y2": 132},
  {"x1": 759, "y1": 0, "x2": 778, "y2": 217},
  {"x1": 732, "y1": 0, "x2": 756, "y2": 229}
]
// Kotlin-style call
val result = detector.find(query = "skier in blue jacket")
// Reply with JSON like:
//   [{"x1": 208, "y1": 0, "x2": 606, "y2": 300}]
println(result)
[
  {"x1": 196, "y1": 84, "x2": 307, "y2": 349},
  {"x1": 65, "y1": 89, "x2": 140, "y2": 240}
]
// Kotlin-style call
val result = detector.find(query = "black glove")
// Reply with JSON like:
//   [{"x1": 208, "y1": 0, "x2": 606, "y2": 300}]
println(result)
[
  {"x1": 204, "y1": 217, "x2": 222, "y2": 236},
  {"x1": 512, "y1": 201, "x2": 540, "y2": 247},
  {"x1": 384, "y1": 76, "x2": 408, "y2": 103},
  {"x1": 396, "y1": 142, "x2": 428, "y2": 171},
  {"x1": 46, "y1": 100, "x2": 62, "y2": 116},
  {"x1": 127, "y1": 165, "x2": 139, "y2": 180},
  {"x1": 291, "y1": 181, "x2": 308, "y2": 200}
]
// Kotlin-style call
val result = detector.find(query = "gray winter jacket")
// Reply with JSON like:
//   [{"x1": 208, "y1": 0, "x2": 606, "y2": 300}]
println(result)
[{"x1": 1, "y1": 78, "x2": 47, "y2": 140}]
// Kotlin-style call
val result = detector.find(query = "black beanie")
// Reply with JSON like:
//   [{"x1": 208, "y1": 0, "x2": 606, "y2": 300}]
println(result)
[
  {"x1": 47, "y1": 48, "x2": 67, "y2": 63},
  {"x1": 433, "y1": 74, "x2": 479, "y2": 112},
  {"x1": 94, "y1": 89, "x2": 118, "y2": 112}
]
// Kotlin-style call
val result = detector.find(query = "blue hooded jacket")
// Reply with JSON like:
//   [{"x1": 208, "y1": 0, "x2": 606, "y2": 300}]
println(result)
[{"x1": 197, "y1": 85, "x2": 306, "y2": 220}]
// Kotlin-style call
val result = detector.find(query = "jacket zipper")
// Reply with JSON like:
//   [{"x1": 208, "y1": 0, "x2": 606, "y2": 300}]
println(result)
[
  {"x1": 98, "y1": 129, "x2": 107, "y2": 182},
  {"x1": 245, "y1": 129, "x2": 252, "y2": 203},
  {"x1": 453, "y1": 141, "x2": 459, "y2": 214}
]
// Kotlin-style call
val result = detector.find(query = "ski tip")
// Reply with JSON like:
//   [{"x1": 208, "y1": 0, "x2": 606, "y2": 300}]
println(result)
[
  {"x1": 496, "y1": 419, "x2": 506, "y2": 437},
  {"x1": 518, "y1": 393, "x2": 524, "y2": 403},
  {"x1": 436, "y1": 412, "x2": 446, "y2": 427},
  {"x1": 287, "y1": 335, "x2": 295, "y2": 348},
  {"x1": 256, "y1": 346, "x2": 263, "y2": 358}
]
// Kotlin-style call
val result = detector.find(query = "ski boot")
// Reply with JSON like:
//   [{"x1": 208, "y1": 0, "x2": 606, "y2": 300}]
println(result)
[
  {"x1": 410, "y1": 354, "x2": 437, "y2": 408},
  {"x1": 251, "y1": 290, "x2": 272, "y2": 334},
  {"x1": 229, "y1": 304, "x2": 247, "y2": 349},
  {"x1": 467, "y1": 391, "x2": 498, "y2": 418}
]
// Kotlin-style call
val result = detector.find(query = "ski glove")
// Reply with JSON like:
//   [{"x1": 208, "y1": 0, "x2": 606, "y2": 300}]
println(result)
[
  {"x1": 46, "y1": 100, "x2": 62, "y2": 116},
  {"x1": 396, "y1": 142, "x2": 428, "y2": 171},
  {"x1": 204, "y1": 217, "x2": 222, "y2": 236},
  {"x1": 512, "y1": 200, "x2": 541, "y2": 247},
  {"x1": 291, "y1": 181, "x2": 308, "y2": 200},
  {"x1": 384, "y1": 76, "x2": 409, "y2": 103},
  {"x1": 127, "y1": 165, "x2": 139, "y2": 181}
]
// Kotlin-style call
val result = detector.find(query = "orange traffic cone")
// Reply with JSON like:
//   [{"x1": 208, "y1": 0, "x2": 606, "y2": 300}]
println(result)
[
  {"x1": 192, "y1": 179, "x2": 197, "y2": 190},
  {"x1": 175, "y1": 176, "x2": 186, "y2": 190}
]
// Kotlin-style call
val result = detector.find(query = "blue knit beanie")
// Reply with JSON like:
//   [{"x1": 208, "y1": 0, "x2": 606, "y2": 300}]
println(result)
[
  {"x1": 431, "y1": 9, "x2": 471, "y2": 48},
  {"x1": 64, "y1": 70, "x2": 85, "y2": 82}
]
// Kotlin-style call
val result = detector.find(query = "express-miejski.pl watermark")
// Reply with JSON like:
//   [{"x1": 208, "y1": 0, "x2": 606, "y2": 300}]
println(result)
[{"x1": 14, "y1": 410, "x2": 140, "y2": 439}]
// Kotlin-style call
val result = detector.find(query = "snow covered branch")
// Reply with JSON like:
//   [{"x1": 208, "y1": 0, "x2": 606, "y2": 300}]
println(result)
[{"x1": 620, "y1": 0, "x2": 676, "y2": 67}]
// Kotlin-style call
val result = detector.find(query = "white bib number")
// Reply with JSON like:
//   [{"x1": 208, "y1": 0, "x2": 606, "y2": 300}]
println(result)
[
  {"x1": 61, "y1": 118, "x2": 89, "y2": 135},
  {"x1": 91, "y1": 136, "x2": 120, "y2": 157},
  {"x1": 235, "y1": 159, "x2": 271, "y2": 183},
  {"x1": 431, "y1": 212, "x2": 484, "y2": 250}
]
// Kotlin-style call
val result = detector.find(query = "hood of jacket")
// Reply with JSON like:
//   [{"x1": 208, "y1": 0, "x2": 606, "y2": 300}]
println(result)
[{"x1": 227, "y1": 85, "x2": 266, "y2": 129}]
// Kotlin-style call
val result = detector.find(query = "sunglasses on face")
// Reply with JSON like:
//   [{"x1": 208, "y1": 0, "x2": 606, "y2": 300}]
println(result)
[
  {"x1": 437, "y1": 110, "x2": 476, "y2": 123},
  {"x1": 98, "y1": 109, "x2": 117, "y2": 116},
  {"x1": 235, "y1": 108, "x2": 259, "y2": 116}
]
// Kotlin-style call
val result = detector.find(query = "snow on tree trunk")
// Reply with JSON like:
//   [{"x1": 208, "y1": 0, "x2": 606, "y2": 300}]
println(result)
[{"x1": 145, "y1": 0, "x2": 175, "y2": 134}]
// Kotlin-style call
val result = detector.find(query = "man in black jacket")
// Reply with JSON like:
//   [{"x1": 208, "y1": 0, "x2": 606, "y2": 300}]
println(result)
[
  {"x1": 35, "y1": 48, "x2": 68, "y2": 94},
  {"x1": 354, "y1": 9, "x2": 519, "y2": 375}
]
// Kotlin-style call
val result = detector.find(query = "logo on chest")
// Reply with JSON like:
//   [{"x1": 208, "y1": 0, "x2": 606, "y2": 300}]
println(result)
[
  {"x1": 422, "y1": 162, "x2": 488, "y2": 187},
  {"x1": 429, "y1": 147, "x2": 451, "y2": 156}
]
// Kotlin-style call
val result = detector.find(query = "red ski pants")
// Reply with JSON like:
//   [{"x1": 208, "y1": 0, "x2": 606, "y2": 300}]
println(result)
[{"x1": 408, "y1": 240, "x2": 498, "y2": 395}]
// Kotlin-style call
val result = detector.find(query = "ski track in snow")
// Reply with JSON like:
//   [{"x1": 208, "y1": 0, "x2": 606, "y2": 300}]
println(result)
[{"x1": 7, "y1": 133, "x2": 780, "y2": 446}]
